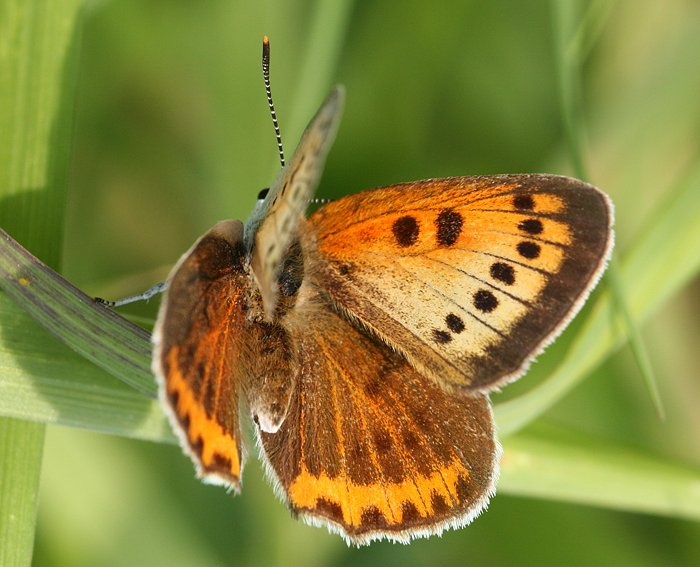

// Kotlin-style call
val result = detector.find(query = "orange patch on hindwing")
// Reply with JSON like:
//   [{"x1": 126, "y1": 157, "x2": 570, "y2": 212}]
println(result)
[{"x1": 288, "y1": 457, "x2": 472, "y2": 531}]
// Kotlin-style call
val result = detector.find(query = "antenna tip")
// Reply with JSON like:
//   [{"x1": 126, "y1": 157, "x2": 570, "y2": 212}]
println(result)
[{"x1": 263, "y1": 35, "x2": 269, "y2": 45}]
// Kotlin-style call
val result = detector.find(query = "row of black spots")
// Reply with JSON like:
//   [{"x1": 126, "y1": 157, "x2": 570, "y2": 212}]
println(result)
[
  {"x1": 393, "y1": 204, "x2": 541, "y2": 265},
  {"x1": 391, "y1": 208, "x2": 465, "y2": 248},
  {"x1": 513, "y1": 193, "x2": 543, "y2": 259},
  {"x1": 392, "y1": 196, "x2": 540, "y2": 249},
  {"x1": 432, "y1": 312, "x2": 467, "y2": 345},
  {"x1": 431, "y1": 288, "x2": 501, "y2": 346}
]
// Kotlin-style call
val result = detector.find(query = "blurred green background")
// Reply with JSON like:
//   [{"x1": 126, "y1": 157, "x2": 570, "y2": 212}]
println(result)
[{"x1": 22, "y1": 0, "x2": 700, "y2": 565}]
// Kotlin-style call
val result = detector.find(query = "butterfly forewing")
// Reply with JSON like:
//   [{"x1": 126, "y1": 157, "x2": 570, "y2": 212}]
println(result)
[
  {"x1": 248, "y1": 86, "x2": 345, "y2": 318},
  {"x1": 309, "y1": 174, "x2": 613, "y2": 392},
  {"x1": 152, "y1": 220, "x2": 250, "y2": 489}
]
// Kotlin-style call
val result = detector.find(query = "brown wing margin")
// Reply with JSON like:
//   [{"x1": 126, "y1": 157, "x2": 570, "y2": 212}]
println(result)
[
  {"x1": 257, "y1": 298, "x2": 500, "y2": 545},
  {"x1": 152, "y1": 220, "x2": 249, "y2": 490}
]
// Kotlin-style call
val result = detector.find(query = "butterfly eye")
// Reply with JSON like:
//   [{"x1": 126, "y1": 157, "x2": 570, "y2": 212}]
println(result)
[{"x1": 257, "y1": 188, "x2": 270, "y2": 202}]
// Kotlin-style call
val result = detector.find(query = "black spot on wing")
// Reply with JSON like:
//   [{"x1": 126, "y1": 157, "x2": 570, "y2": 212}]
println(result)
[
  {"x1": 392, "y1": 216, "x2": 420, "y2": 247},
  {"x1": 435, "y1": 209, "x2": 463, "y2": 246},
  {"x1": 490, "y1": 262, "x2": 515, "y2": 285},
  {"x1": 517, "y1": 241, "x2": 541, "y2": 259},
  {"x1": 518, "y1": 219, "x2": 543, "y2": 235},
  {"x1": 473, "y1": 289, "x2": 498, "y2": 313}
]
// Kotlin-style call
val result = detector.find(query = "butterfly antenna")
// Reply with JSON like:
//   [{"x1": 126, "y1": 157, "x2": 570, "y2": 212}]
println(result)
[{"x1": 262, "y1": 36, "x2": 285, "y2": 168}]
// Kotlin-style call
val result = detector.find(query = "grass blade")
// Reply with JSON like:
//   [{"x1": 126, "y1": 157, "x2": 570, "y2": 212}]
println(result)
[
  {"x1": 0, "y1": 0, "x2": 84, "y2": 564},
  {"x1": 0, "y1": 228, "x2": 156, "y2": 398},
  {"x1": 0, "y1": 229, "x2": 169, "y2": 440},
  {"x1": 502, "y1": 422, "x2": 700, "y2": 521},
  {"x1": 0, "y1": 418, "x2": 45, "y2": 567},
  {"x1": 497, "y1": 0, "x2": 666, "y2": 434}
]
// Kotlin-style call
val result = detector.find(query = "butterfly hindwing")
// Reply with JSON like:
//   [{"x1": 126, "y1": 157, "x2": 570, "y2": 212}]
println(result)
[
  {"x1": 309, "y1": 174, "x2": 613, "y2": 392},
  {"x1": 258, "y1": 292, "x2": 499, "y2": 545}
]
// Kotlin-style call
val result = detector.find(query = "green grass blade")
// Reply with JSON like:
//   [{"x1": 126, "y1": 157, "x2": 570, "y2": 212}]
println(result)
[
  {"x1": 552, "y1": 0, "x2": 587, "y2": 179},
  {"x1": 287, "y1": 0, "x2": 354, "y2": 144},
  {"x1": 502, "y1": 422, "x2": 700, "y2": 521},
  {"x1": 0, "y1": 229, "x2": 170, "y2": 440},
  {"x1": 0, "y1": 0, "x2": 84, "y2": 564},
  {"x1": 0, "y1": 293, "x2": 170, "y2": 440},
  {"x1": 501, "y1": 0, "x2": 663, "y2": 433},
  {"x1": 0, "y1": 418, "x2": 45, "y2": 567},
  {"x1": 608, "y1": 258, "x2": 665, "y2": 420},
  {"x1": 566, "y1": 0, "x2": 662, "y2": 419},
  {"x1": 558, "y1": 0, "x2": 663, "y2": 418},
  {"x1": 0, "y1": 228, "x2": 156, "y2": 398}
]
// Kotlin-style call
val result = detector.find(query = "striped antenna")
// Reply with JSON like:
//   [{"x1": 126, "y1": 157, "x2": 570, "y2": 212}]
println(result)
[{"x1": 262, "y1": 36, "x2": 285, "y2": 168}]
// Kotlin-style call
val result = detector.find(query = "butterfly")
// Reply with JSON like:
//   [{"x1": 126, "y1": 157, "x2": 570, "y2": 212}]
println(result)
[{"x1": 151, "y1": 82, "x2": 613, "y2": 545}]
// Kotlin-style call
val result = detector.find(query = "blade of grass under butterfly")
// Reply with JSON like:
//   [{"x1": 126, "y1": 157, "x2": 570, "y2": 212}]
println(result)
[
  {"x1": 0, "y1": 228, "x2": 156, "y2": 398},
  {"x1": 0, "y1": 228, "x2": 171, "y2": 440},
  {"x1": 501, "y1": 422, "x2": 700, "y2": 521},
  {"x1": 0, "y1": 1, "x2": 83, "y2": 565},
  {"x1": 0, "y1": 292, "x2": 169, "y2": 441},
  {"x1": 496, "y1": 161, "x2": 700, "y2": 434}
]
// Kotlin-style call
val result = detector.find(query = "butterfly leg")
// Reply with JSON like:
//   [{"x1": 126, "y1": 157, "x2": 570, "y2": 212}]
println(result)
[{"x1": 95, "y1": 281, "x2": 168, "y2": 307}]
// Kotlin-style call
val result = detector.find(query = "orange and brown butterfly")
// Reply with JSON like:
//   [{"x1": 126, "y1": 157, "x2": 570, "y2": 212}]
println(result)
[{"x1": 151, "y1": 39, "x2": 613, "y2": 545}]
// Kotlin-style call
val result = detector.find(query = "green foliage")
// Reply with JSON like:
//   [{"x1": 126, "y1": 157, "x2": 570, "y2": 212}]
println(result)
[
  {"x1": 0, "y1": 1, "x2": 82, "y2": 566},
  {"x1": 1, "y1": 0, "x2": 699, "y2": 565}
]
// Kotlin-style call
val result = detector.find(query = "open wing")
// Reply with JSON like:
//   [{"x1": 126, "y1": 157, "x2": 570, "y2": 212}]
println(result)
[{"x1": 309, "y1": 174, "x2": 613, "y2": 392}]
